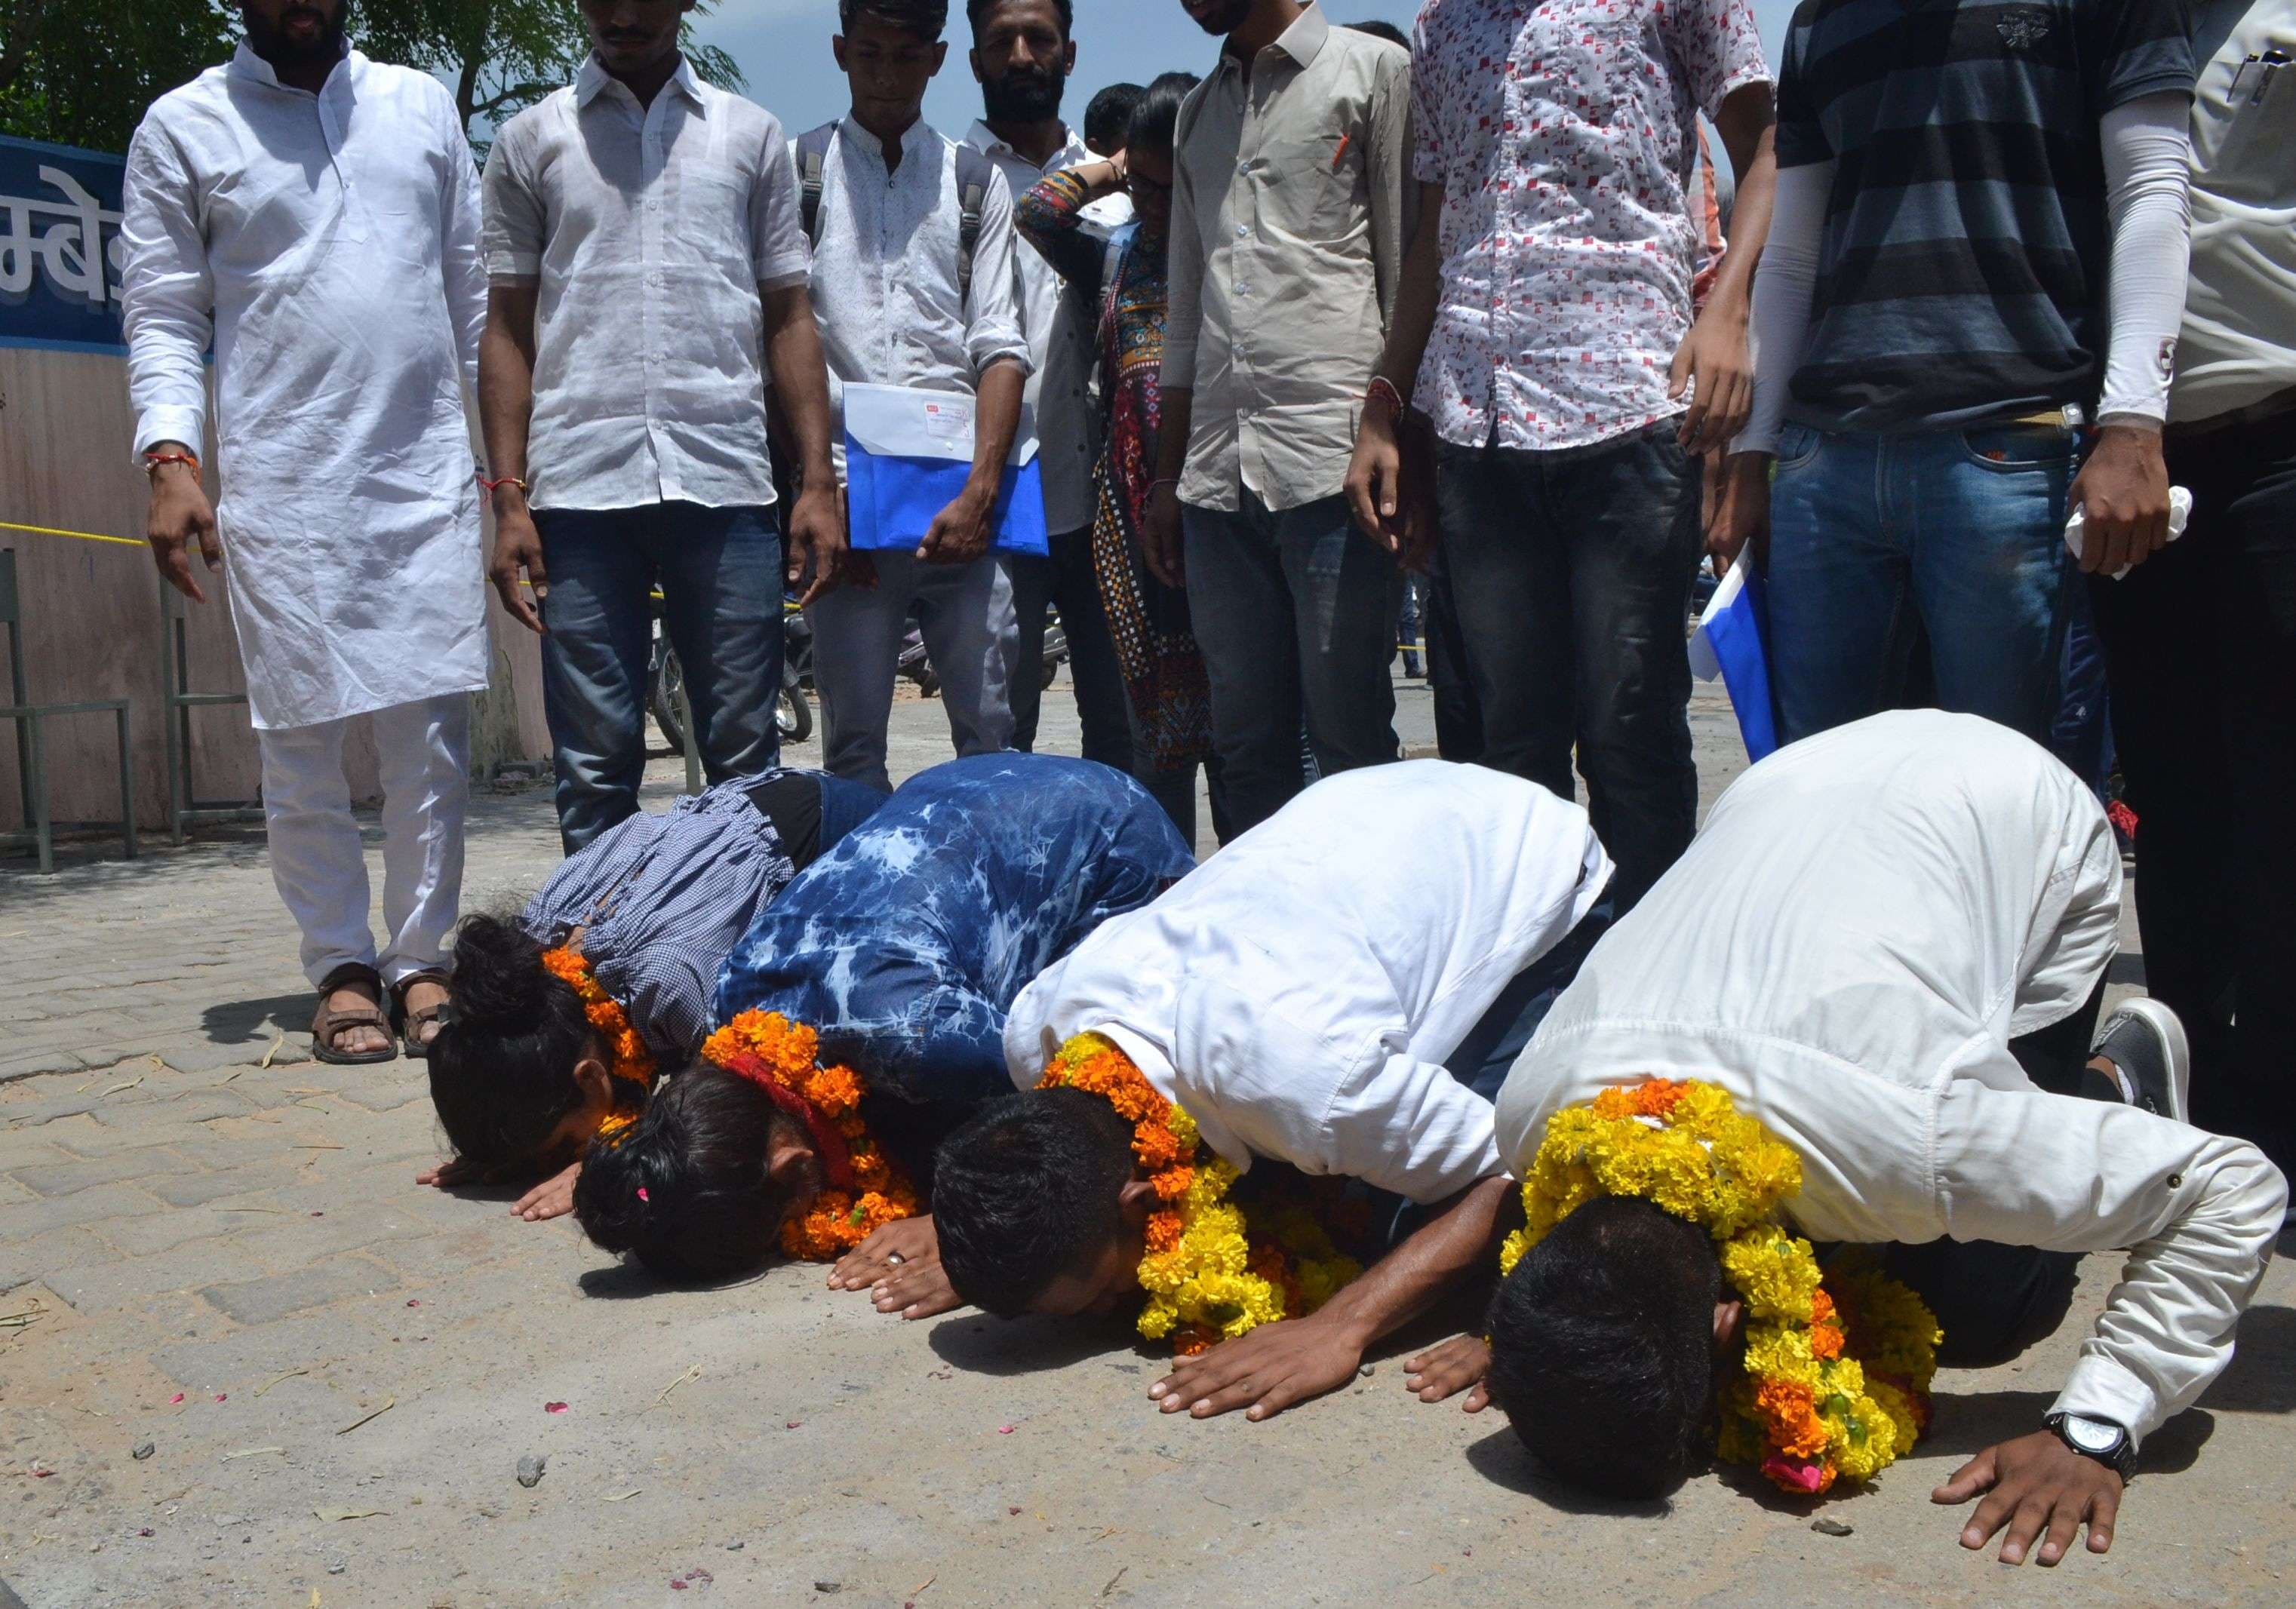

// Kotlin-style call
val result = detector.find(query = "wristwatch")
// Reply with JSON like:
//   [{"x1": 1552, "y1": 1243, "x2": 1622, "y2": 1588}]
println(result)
[{"x1": 2045, "y1": 1412, "x2": 2138, "y2": 1481}]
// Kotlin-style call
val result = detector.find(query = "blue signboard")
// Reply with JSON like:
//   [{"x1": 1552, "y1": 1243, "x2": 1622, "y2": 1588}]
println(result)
[{"x1": 0, "y1": 134, "x2": 129, "y2": 354}]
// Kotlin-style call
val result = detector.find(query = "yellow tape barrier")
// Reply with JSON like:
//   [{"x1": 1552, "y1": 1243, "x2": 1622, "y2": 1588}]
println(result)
[{"x1": 1, "y1": 519, "x2": 146, "y2": 550}]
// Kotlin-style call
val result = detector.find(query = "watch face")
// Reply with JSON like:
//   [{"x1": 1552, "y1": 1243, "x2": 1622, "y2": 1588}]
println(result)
[{"x1": 2063, "y1": 1416, "x2": 2122, "y2": 1455}]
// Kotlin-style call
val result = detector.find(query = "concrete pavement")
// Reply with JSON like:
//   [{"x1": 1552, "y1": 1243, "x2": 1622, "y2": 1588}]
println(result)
[{"x1": 1, "y1": 677, "x2": 2289, "y2": 1608}]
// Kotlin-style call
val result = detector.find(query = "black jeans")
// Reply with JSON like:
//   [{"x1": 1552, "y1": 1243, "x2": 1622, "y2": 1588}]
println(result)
[
  {"x1": 1421, "y1": 542, "x2": 1485, "y2": 762},
  {"x1": 1883, "y1": 981, "x2": 2117, "y2": 1365},
  {"x1": 2088, "y1": 407, "x2": 2296, "y2": 1171},
  {"x1": 1436, "y1": 426, "x2": 1702, "y2": 909},
  {"x1": 1010, "y1": 526, "x2": 1133, "y2": 770}
]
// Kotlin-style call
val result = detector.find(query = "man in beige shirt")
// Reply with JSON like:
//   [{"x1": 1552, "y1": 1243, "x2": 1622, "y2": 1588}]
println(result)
[{"x1": 1143, "y1": 0, "x2": 1409, "y2": 834}]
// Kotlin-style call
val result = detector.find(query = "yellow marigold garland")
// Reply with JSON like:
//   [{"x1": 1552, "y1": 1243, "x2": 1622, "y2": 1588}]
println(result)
[
  {"x1": 1505, "y1": 1079, "x2": 1941, "y2": 1497},
  {"x1": 699, "y1": 1009, "x2": 919, "y2": 1261},
  {"x1": 1041, "y1": 1033, "x2": 1361, "y2": 1356},
  {"x1": 540, "y1": 947, "x2": 658, "y2": 1090}
]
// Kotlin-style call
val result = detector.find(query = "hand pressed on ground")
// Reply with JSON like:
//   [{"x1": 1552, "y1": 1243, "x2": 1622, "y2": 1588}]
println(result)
[
  {"x1": 1933, "y1": 1430, "x2": 2123, "y2": 1566},
  {"x1": 512, "y1": 1161, "x2": 582, "y2": 1222},
  {"x1": 828, "y1": 1217, "x2": 961, "y2": 1319},
  {"x1": 1148, "y1": 1312, "x2": 1367, "y2": 1423},
  {"x1": 1403, "y1": 1334, "x2": 1491, "y2": 1410}
]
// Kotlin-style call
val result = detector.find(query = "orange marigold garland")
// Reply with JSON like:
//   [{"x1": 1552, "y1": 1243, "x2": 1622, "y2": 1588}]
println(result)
[
  {"x1": 700, "y1": 1009, "x2": 919, "y2": 1260},
  {"x1": 541, "y1": 947, "x2": 658, "y2": 1090},
  {"x1": 1040, "y1": 1032, "x2": 1360, "y2": 1356}
]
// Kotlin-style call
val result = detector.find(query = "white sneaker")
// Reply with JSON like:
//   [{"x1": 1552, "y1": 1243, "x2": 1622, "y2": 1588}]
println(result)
[{"x1": 2092, "y1": 997, "x2": 2190, "y2": 1124}]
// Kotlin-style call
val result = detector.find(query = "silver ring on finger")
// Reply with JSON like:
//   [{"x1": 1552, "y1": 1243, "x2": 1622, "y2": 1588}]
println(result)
[{"x1": 885, "y1": 1251, "x2": 905, "y2": 1267}]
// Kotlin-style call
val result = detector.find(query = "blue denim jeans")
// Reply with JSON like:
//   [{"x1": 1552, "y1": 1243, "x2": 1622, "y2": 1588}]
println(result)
[
  {"x1": 1436, "y1": 428, "x2": 1702, "y2": 910},
  {"x1": 1182, "y1": 491, "x2": 1399, "y2": 834},
  {"x1": 1766, "y1": 422, "x2": 2077, "y2": 746},
  {"x1": 535, "y1": 502, "x2": 784, "y2": 853}
]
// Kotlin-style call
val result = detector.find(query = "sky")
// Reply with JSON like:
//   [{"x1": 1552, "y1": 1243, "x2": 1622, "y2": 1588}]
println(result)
[{"x1": 686, "y1": 0, "x2": 1804, "y2": 143}]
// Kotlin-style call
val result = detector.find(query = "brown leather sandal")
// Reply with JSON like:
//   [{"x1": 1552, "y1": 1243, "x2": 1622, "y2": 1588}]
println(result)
[
  {"x1": 392, "y1": 969, "x2": 453, "y2": 1061},
  {"x1": 312, "y1": 963, "x2": 397, "y2": 1066}
]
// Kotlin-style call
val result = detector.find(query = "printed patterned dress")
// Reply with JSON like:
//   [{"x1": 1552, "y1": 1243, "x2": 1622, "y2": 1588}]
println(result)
[
  {"x1": 712, "y1": 754, "x2": 1195, "y2": 1182},
  {"x1": 1016, "y1": 170, "x2": 1216, "y2": 775}
]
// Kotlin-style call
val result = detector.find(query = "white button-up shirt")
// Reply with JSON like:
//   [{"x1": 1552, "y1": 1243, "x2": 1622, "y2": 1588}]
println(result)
[
  {"x1": 121, "y1": 45, "x2": 489, "y2": 732},
  {"x1": 1496, "y1": 711, "x2": 2289, "y2": 1445},
  {"x1": 1409, "y1": 0, "x2": 1771, "y2": 450},
  {"x1": 801, "y1": 116, "x2": 1031, "y2": 477},
  {"x1": 1007, "y1": 761, "x2": 1614, "y2": 1205},
  {"x1": 481, "y1": 57, "x2": 813, "y2": 512},
  {"x1": 962, "y1": 121, "x2": 1133, "y2": 535}
]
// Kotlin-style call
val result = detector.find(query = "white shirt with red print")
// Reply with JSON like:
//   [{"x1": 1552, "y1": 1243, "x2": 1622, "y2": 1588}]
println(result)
[{"x1": 1409, "y1": 0, "x2": 1769, "y2": 451}]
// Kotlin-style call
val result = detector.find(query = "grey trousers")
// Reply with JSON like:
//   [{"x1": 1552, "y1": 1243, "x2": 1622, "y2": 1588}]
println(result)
[{"x1": 806, "y1": 549, "x2": 1019, "y2": 792}]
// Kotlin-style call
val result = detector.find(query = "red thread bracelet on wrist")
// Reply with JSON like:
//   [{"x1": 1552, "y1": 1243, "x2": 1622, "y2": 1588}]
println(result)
[
  {"x1": 476, "y1": 471, "x2": 529, "y2": 496},
  {"x1": 1364, "y1": 376, "x2": 1406, "y2": 422},
  {"x1": 144, "y1": 450, "x2": 201, "y2": 477}
]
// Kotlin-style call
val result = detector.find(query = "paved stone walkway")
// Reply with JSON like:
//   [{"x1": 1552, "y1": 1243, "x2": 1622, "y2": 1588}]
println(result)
[{"x1": 2, "y1": 680, "x2": 2288, "y2": 1608}]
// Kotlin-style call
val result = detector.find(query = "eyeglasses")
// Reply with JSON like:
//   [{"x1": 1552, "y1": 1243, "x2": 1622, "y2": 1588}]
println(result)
[{"x1": 1126, "y1": 171, "x2": 1173, "y2": 200}]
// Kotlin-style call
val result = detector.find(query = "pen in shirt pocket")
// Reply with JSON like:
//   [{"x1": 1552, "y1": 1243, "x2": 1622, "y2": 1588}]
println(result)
[{"x1": 1332, "y1": 133, "x2": 1352, "y2": 170}]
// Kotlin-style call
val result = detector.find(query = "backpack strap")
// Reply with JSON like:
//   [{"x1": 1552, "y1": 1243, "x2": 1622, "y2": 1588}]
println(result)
[
  {"x1": 953, "y1": 143, "x2": 995, "y2": 307},
  {"x1": 797, "y1": 122, "x2": 838, "y2": 248}
]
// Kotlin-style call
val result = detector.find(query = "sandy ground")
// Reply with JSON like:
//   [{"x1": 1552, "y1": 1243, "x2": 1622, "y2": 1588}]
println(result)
[{"x1": 2, "y1": 675, "x2": 2290, "y2": 1608}]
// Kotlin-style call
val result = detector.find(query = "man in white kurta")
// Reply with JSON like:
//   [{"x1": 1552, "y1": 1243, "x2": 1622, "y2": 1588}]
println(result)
[
  {"x1": 856, "y1": 760, "x2": 1613, "y2": 1420},
  {"x1": 1490, "y1": 711, "x2": 2286, "y2": 1558},
  {"x1": 121, "y1": 4, "x2": 488, "y2": 1061}
]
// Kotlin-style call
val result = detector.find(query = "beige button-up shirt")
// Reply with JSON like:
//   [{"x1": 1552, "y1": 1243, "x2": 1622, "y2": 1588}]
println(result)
[{"x1": 1161, "y1": 4, "x2": 1412, "y2": 512}]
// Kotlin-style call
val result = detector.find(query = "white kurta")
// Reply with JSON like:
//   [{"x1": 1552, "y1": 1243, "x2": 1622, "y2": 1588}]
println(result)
[
  {"x1": 1006, "y1": 760, "x2": 1615, "y2": 1205},
  {"x1": 121, "y1": 45, "x2": 489, "y2": 731},
  {"x1": 1495, "y1": 711, "x2": 2289, "y2": 1445}
]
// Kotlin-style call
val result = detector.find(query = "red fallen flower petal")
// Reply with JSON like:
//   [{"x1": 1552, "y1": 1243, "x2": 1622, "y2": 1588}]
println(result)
[
  {"x1": 213, "y1": 1394, "x2": 226, "y2": 1402},
  {"x1": 785, "y1": 1420, "x2": 801, "y2": 1429},
  {"x1": 1007, "y1": 1506, "x2": 1021, "y2": 1515},
  {"x1": 669, "y1": 1581, "x2": 687, "y2": 1592},
  {"x1": 1761, "y1": 1454, "x2": 1827, "y2": 1494},
  {"x1": 997, "y1": 1425, "x2": 1016, "y2": 1435},
  {"x1": 32, "y1": 1468, "x2": 55, "y2": 1478},
  {"x1": 169, "y1": 1393, "x2": 186, "y2": 1405},
  {"x1": 544, "y1": 1402, "x2": 569, "y2": 1414},
  {"x1": 406, "y1": 1299, "x2": 420, "y2": 1308},
  {"x1": 137, "y1": 1528, "x2": 154, "y2": 1537}
]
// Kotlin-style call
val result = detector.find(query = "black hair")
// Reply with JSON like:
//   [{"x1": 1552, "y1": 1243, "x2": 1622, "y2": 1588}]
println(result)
[
  {"x1": 572, "y1": 1064, "x2": 795, "y2": 1285},
  {"x1": 427, "y1": 915, "x2": 641, "y2": 1174},
  {"x1": 932, "y1": 1089, "x2": 1137, "y2": 1316},
  {"x1": 839, "y1": 0, "x2": 949, "y2": 39},
  {"x1": 965, "y1": 0, "x2": 1073, "y2": 41},
  {"x1": 1345, "y1": 20, "x2": 1411, "y2": 52},
  {"x1": 1083, "y1": 82, "x2": 1143, "y2": 150},
  {"x1": 1126, "y1": 71, "x2": 1200, "y2": 159},
  {"x1": 1483, "y1": 1196, "x2": 1723, "y2": 1499}
]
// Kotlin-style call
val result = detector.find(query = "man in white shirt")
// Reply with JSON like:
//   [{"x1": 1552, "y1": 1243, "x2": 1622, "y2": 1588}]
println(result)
[
  {"x1": 847, "y1": 762, "x2": 1613, "y2": 1420},
  {"x1": 960, "y1": 0, "x2": 1134, "y2": 772},
  {"x1": 1476, "y1": 712, "x2": 2285, "y2": 1563},
  {"x1": 2087, "y1": 0, "x2": 2296, "y2": 1179},
  {"x1": 124, "y1": 0, "x2": 487, "y2": 1064},
  {"x1": 799, "y1": 0, "x2": 1034, "y2": 792},
  {"x1": 479, "y1": 0, "x2": 844, "y2": 853}
]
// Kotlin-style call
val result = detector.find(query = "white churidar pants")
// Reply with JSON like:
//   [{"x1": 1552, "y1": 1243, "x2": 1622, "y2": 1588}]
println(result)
[
  {"x1": 257, "y1": 693, "x2": 471, "y2": 989},
  {"x1": 806, "y1": 550, "x2": 1019, "y2": 792}
]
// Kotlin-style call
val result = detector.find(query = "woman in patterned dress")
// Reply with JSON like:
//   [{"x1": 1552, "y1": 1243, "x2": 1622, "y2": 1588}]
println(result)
[{"x1": 1016, "y1": 72, "x2": 1224, "y2": 844}]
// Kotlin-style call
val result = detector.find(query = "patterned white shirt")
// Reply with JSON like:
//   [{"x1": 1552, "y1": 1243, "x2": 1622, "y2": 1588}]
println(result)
[
  {"x1": 482, "y1": 57, "x2": 813, "y2": 512},
  {"x1": 1409, "y1": 0, "x2": 1769, "y2": 450}
]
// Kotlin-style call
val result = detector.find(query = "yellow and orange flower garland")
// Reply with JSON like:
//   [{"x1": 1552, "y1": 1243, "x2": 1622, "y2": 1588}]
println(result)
[
  {"x1": 1502, "y1": 1079, "x2": 1941, "y2": 1497},
  {"x1": 700, "y1": 1009, "x2": 919, "y2": 1261},
  {"x1": 1040, "y1": 1033, "x2": 1361, "y2": 1357}
]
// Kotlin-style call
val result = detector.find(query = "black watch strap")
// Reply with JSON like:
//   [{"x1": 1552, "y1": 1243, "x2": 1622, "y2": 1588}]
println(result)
[{"x1": 2046, "y1": 1412, "x2": 2138, "y2": 1481}]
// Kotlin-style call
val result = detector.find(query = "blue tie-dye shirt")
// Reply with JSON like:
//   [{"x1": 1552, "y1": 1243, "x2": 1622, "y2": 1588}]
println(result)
[{"x1": 713, "y1": 754, "x2": 1194, "y2": 1161}]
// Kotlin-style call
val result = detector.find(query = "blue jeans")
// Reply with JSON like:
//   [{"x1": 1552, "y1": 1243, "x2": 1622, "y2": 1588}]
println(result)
[
  {"x1": 1766, "y1": 422, "x2": 2077, "y2": 745},
  {"x1": 535, "y1": 502, "x2": 784, "y2": 852},
  {"x1": 1436, "y1": 428, "x2": 1702, "y2": 910},
  {"x1": 1182, "y1": 491, "x2": 1399, "y2": 834}
]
